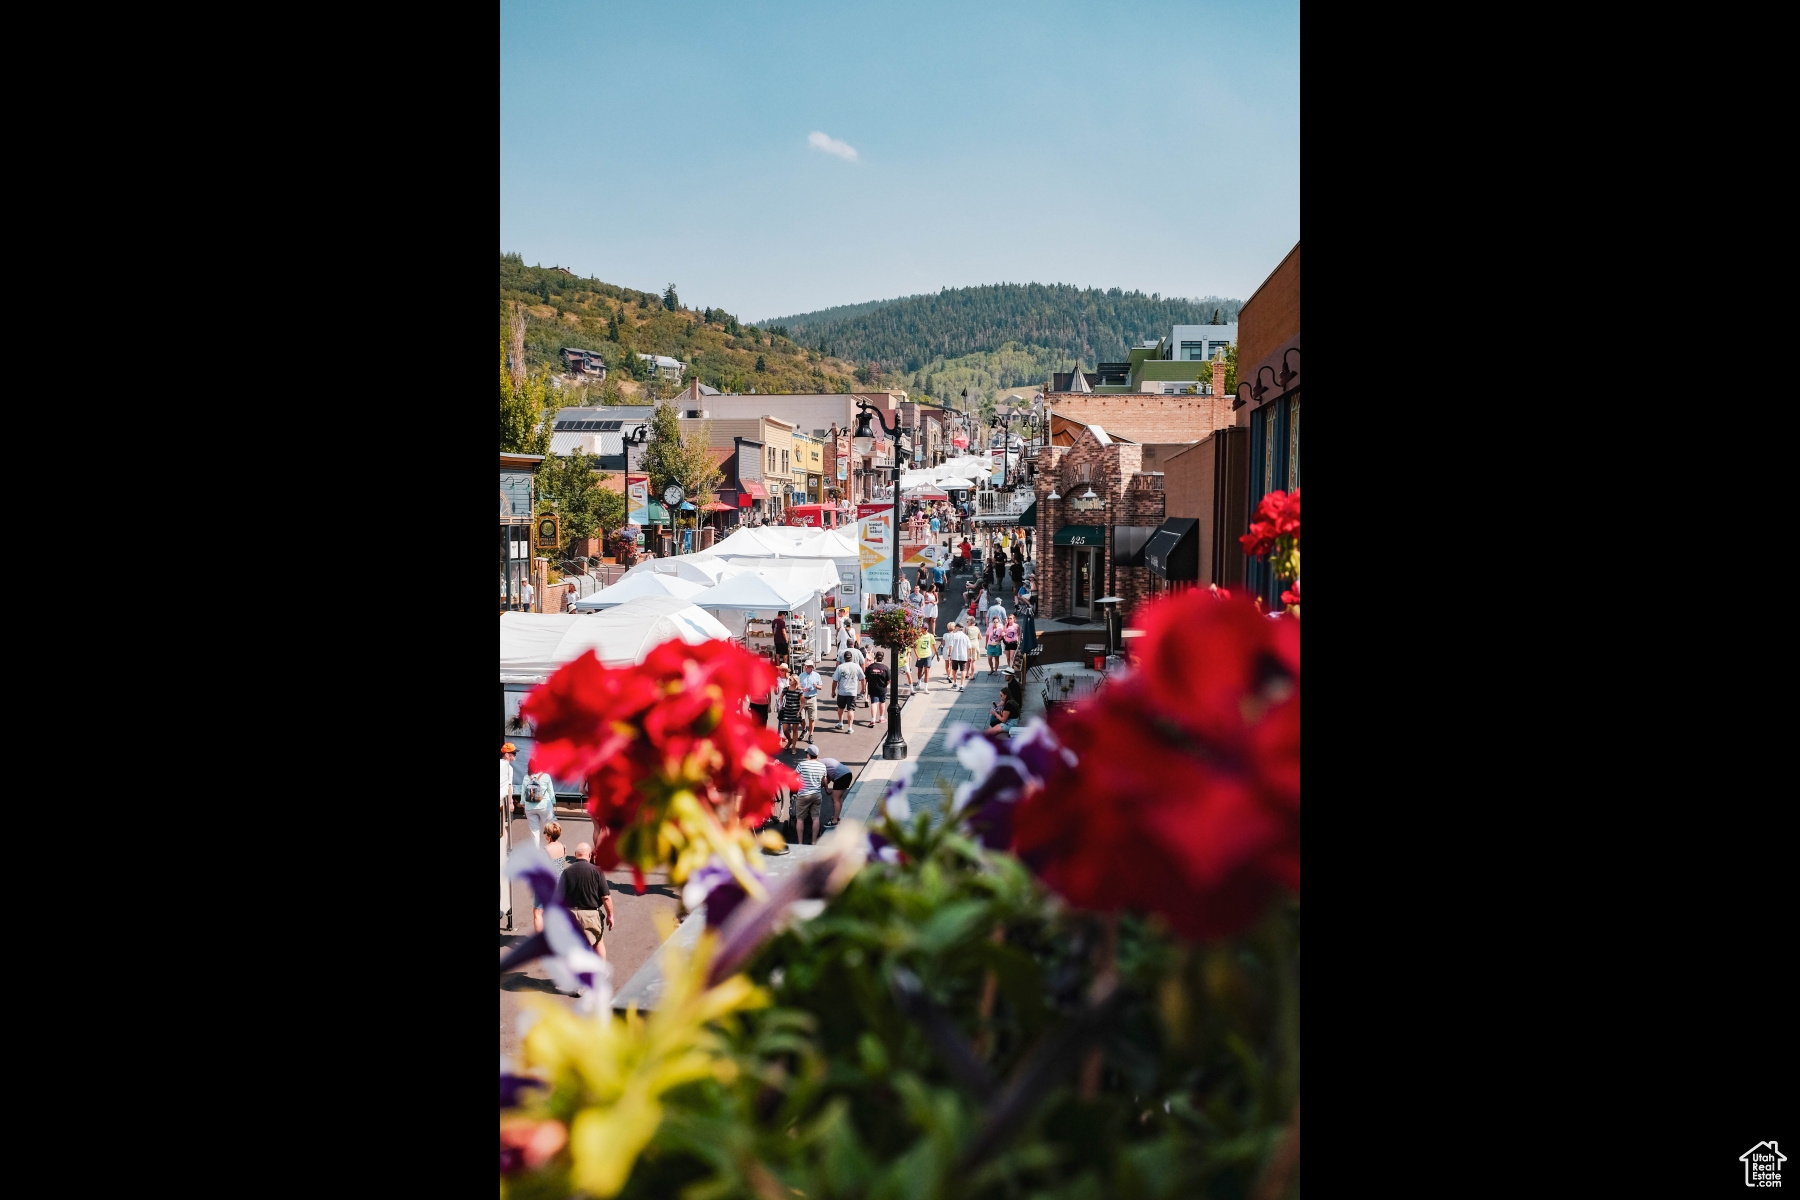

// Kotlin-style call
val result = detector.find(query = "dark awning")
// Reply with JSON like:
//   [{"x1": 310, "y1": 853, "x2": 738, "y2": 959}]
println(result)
[
  {"x1": 1019, "y1": 500, "x2": 1037, "y2": 526},
  {"x1": 1053, "y1": 525, "x2": 1104, "y2": 547},
  {"x1": 1144, "y1": 518, "x2": 1200, "y2": 581},
  {"x1": 1112, "y1": 525, "x2": 1159, "y2": 567}
]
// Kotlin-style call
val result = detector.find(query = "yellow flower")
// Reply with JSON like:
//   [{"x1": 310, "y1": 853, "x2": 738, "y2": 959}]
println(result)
[{"x1": 517, "y1": 932, "x2": 767, "y2": 1197}]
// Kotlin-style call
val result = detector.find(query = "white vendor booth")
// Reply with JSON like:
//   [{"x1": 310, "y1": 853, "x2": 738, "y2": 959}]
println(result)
[
  {"x1": 687, "y1": 568, "x2": 831, "y2": 664},
  {"x1": 569, "y1": 570, "x2": 707, "y2": 611},
  {"x1": 620, "y1": 526, "x2": 863, "y2": 617},
  {"x1": 500, "y1": 597, "x2": 732, "y2": 801}
]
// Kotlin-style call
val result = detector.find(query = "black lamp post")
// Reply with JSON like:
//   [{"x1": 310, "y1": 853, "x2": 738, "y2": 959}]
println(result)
[{"x1": 854, "y1": 400, "x2": 908, "y2": 760}]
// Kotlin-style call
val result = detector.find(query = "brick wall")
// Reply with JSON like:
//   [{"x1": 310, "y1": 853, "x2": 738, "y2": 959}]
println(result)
[
  {"x1": 1238, "y1": 242, "x2": 1300, "y2": 379},
  {"x1": 1046, "y1": 394, "x2": 1237, "y2": 444},
  {"x1": 1031, "y1": 435, "x2": 1168, "y2": 622}
]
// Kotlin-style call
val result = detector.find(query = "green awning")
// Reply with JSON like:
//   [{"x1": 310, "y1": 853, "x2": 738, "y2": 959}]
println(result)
[
  {"x1": 1052, "y1": 525, "x2": 1104, "y2": 547},
  {"x1": 1019, "y1": 501, "x2": 1038, "y2": 526},
  {"x1": 646, "y1": 501, "x2": 670, "y2": 524}
]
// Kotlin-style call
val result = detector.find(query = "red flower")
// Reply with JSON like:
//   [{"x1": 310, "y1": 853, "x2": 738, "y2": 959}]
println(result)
[
  {"x1": 1239, "y1": 489, "x2": 1300, "y2": 558},
  {"x1": 1280, "y1": 580, "x2": 1300, "y2": 608},
  {"x1": 1012, "y1": 593, "x2": 1298, "y2": 941},
  {"x1": 520, "y1": 640, "x2": 796, "y2": 876}
]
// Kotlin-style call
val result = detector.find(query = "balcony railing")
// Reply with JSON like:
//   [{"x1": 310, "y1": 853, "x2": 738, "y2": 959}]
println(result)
[{"x1": 976, "y1": 490, "x2": 1034, "y2": 516}]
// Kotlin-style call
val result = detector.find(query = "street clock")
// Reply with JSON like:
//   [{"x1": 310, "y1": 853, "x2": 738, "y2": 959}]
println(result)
[{"x1": 663, "y1": 485, "x2": 685, "y2": 506}]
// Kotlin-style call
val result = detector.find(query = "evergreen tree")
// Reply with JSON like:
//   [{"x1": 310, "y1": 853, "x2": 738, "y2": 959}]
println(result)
[
  {"x1": 755, "y1": 355, "x2": 767, "y2": 372},
  {"x1": 664, "y1": 283, "x2": 680, "y2": 312}
]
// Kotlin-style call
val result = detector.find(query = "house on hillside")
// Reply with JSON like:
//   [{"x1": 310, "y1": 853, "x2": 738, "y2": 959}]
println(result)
[
  {"x1": 558, "y1": 347, "x2": 608, "y2": 378},
  {"x1": 637, "y1": 353, "x2": 686, "y2": 380}
]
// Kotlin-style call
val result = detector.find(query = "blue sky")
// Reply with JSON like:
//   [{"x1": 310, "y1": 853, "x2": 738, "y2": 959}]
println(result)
[{"x1": 500, "y1": 0, "x2": 1298, "y2": 321}]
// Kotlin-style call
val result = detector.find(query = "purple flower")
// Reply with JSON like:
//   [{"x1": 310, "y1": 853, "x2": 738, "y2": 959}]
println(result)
[
  {"x1": 946, "y1": 720, "x2": 1072, "y2": 851},
  {"x1": 683, "y1": 855, "x2": 765, "y2": 929},
  {"x1": 881, "y1": 761, "x2": 919, "y2": 822}
]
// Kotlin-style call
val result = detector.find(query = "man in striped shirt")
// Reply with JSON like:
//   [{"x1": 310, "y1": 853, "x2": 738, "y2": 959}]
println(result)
[{"x1": 793, "y1": 745, "x2": 829, "y2": 845}]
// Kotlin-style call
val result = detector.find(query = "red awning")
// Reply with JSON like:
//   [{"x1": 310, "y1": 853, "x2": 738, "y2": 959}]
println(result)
[{"x1": 739, "y1": 479, "x2": 768, "y2": 500}]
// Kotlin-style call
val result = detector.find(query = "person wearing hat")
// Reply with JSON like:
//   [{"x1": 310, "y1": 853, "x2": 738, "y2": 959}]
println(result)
[
  {"x1": 795, "y1": 659, "x2": 824, "y2": 742},
  {"x1": 792, "y1": 745, "x2": 829, "y2": 845}
]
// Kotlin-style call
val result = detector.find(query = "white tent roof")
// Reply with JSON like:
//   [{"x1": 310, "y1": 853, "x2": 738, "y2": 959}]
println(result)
[
  {"x1": 569, "y1": 571, "x2": 707, "y2": 611},
  {"x1": 499, "y1": 597, "x2": 730, "y2": 681},
  {"x1": 619, "y1": 555, "x2": 745, "y2": 584},
  {"x1": 689, "y1": 569, "x2": 825, "y2": 610},
  {"x1": 715, "y1": 557, "x2": 841, "y2": 591}
]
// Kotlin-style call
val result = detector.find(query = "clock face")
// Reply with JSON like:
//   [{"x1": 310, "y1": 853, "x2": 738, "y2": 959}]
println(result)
[{"x1": 663, "y1": 485, "x2": 684, "y2": 505}]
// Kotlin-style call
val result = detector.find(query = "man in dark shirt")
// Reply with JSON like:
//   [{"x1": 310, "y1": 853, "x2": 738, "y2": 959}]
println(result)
[
  {"x1": 555, "y1": 842, "x2": 615, "y2": 960},
  {"x1": 773, "y1": 611, "x2": 790, "y2": 662}
]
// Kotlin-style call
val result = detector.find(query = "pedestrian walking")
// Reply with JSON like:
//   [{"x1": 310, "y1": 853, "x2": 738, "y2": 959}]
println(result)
[
  {"x1": 925, "y1": 586, "x2": 940, "y2": 636},
  {"x1": 555, "y1": 842, "x2": 615, "y2": 964},
  {"x1": 914, "y1": 628, "x2": 937, "y2": 692},
  {"x1": 985, "y1": 616, "x2": 1005, "y2": 676},
  {"x1": 793, "y1": 746, "x2": 828, "y2": 845},
  {"x1": 533, "y1": 821, "x2": 570, "y2": 933},
  {"x1": 976, "y1": 584, "x2": 989, "y2": 620},
  {"x1": 830, "y1": 651, "x2": 864, "y2": 733},
  {"x1": 944, "y1": 621, "x2": 973, "y2": 689},
  {"x1": 1002, "y1": 613, "x2": 1020, "y2": 669},
  {"x1": 521, "y1": 763, "x2": 556, "y2": 846},
  {"x1": 988, "y1": 594, "x2": 1006, "y2": 626},
  {"x1": 864, "y1": 650, "x2": 890, "y2": 727},
  {"x1": 500, "y1": 741, "x2": 517, "y2": 917},
  {"x1": 796, "y1": 659, "x2": 825, "y2": 741},
  {"x1": 748, "y1": 661, "x2": 777, "y2": 729},
  {"x1": 778, "y1": 669, "x2": 805, "y2": 750},
  {"x1": 773, "y1": 610, "x2": 791, "y2": 664}
]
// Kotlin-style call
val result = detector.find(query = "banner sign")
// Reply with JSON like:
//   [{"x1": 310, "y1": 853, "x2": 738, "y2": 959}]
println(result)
[
  {"x1": 837, "y1": 460, "x2": 848, "y2": 481},
  {"x1": 857, "y1": 502, "x2": 893, "y2": 598},
  {"x1": 627, "y1": 476, "x2": 650, "y2": 526}
]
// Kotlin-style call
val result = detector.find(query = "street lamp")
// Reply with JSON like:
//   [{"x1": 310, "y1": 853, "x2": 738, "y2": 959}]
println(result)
[{"x1": 855, "y1": 400, "x2": 908, "y2": 760}]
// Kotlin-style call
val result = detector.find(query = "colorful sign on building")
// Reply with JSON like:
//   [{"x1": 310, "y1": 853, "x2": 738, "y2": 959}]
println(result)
[
  {"x1": 627, "y1": 476, "x2": 650, "y2": 526},
  {"x1": 857, "y1": 502, "x2": 892, "y2": 598}
]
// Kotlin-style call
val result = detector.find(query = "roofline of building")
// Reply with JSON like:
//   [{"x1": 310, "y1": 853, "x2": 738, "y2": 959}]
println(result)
[{"x1": 1240, "y1": 241, "x2": 1300, "y2": 315}]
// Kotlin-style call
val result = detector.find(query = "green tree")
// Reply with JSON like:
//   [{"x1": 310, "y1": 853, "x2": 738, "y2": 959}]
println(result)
[
  {"x1": 754, "y1": 355, "x2": 767, "y2": 373},
  {"x1": 608, "y1": 306, "x2": 623, "y2": 342},
  {"x1": 1218, "y1": 341, "x2": 1238, "y2": 396},
  {"x1": 663, "y1": 283, "x2": 680, "y2": 312},
  {"x1": 536, "y1": 448, "x2": 627, "y2": 555},
  {"x1": 640, "y1": 401, "x2": 724, "y2": 520},
  {"x1": 500, "y1": 342, "x2": 553, "y2": 454}
]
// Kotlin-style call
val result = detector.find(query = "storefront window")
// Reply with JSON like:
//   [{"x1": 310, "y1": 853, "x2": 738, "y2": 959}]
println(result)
[{"x1": 1287, "y1": 396, "x2": 1300, "y2": 492}]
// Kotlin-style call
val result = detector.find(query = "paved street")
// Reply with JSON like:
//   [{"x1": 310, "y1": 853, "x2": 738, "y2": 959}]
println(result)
[{"x1": 500, "y1": 533, "x2": 1035, "y2": 1050}]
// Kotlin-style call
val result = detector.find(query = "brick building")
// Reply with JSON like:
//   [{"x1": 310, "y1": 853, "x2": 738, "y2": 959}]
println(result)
[
  {"x1": 1232, "y1": 241, "x2": 1300, "y2": 606},
  {"x1": 1031, "y1": 427, "x2": 1168, "y2": 624}
]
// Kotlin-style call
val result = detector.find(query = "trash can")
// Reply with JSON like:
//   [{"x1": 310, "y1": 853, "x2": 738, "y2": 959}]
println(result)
[{"x1": 1085, "y1": 643, "x2": 1108, "y2": 671}]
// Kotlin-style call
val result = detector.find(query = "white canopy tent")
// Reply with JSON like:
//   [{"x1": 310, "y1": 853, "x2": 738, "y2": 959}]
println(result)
[
  {"x1": 618, "y1": 555, "x2": 745, "y2": 585},
  {"x1": 623, "y1": 526, "x2": 863, "y2": 617},
  {"x1": 569, "y1": 571, "x2": 707, "y2": 611},
  {"x1": 499, "y1": 597, "x2": 731, "y2": 683},
  {"x1": 687, "y1": 568, "x2": 830, "y2": 643}
]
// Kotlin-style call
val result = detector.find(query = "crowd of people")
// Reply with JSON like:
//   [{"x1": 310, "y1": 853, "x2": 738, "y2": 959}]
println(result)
[{"x1": 499, "y1": 511, "x2": 1045, "y2": 942}]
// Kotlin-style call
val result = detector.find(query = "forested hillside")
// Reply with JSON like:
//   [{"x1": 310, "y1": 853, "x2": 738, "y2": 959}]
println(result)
[
  {"x1": 499, "y1": 254, "x2": 858, "y2": 401},
  {"x1": 761, "y1": 284, "x2": 1242, "y2": 379}
]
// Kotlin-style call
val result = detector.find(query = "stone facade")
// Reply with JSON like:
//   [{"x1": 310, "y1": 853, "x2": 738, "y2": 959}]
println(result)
[{"x1": 1032, "y1": 431, "x2": 1167, "y2": 623}]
